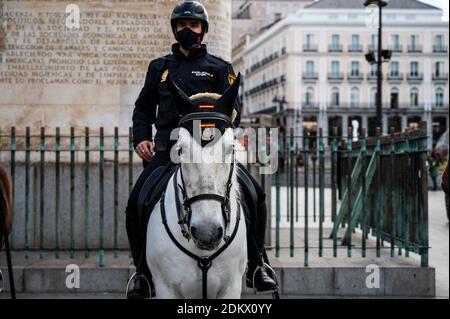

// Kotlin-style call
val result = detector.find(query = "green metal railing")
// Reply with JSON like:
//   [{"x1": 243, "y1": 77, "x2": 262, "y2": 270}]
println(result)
[
  {"x1": 0, "y1": 124, "x2": 430, "y2": 267},
  {"x1": 271, "y1": 122, "x2": 429, "y2": 267},
  {"x1": 0, "y1": 126, "x2": 135, "y2": 267}
]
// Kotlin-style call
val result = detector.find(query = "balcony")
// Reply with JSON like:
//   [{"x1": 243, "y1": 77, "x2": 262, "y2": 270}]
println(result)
[
  {"x1": 327, "y1": 72, "x2": 344, "y2": 81},
  {"x1": 302, "y1": 103, "x2": 319, "y2": 111},
  {"x1": 367, "y1": 73, "x2": 384, "y2": 81},
  {"x1": 348, "y1": 44, "x2": 363, "y2": 52},
  {"x1": 347, "y1": 72, "x2": 364, "y2": 82},
  {"x1": 368, "y1": 44, "x2": 378, "y2": 52},
  {"x1": 432, "y1": 73, "x2": 448, "y2": 82},
  {"x1": 303, "y1": 44, "x2": 318, "y2": 52},
  {"x1": 407, "y1": 73, "x2": 424, "y2": 82},
  {"x1": 387, "y1": 73, "x2": 404, "y2": 82},
  {"x1": 328, "y1": 44, "x2": 343, "y2": 52},
  {"x1": 389, "y1": 44, "x2": 403, "y2": 52},
  {"x1": 432, "y1": 103, "x2": 449, "y2": 110},
  {"x1": 408, "y1": 45, "x2": 422, "y2": 53},
  {"x1": 302, "y1": 72, "x2": 318, "y2": 81},
  {"x1": 280, "y1": 75, "x2": 286, "y2": 83},
  {"x1": 281, "y1": 47, "x2": 287, "y2": 55},
  {"x1": 433, "y1": 45, "x2": 448, "y2": 53}
]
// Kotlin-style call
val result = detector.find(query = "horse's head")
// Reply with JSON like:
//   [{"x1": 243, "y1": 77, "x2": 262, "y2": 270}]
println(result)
[{"x1": 168, "y1": 74, "x2": 241, "y2": 250}]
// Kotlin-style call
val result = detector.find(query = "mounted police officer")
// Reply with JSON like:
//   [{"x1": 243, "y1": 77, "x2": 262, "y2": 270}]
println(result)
[{"x1": 126, "y1": 0, "x2": 277, "y2": 299}]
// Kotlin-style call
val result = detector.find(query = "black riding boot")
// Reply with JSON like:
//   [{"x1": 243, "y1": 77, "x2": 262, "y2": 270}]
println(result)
[
  {"x1": 125, "y1": 211, "x2": 153, "y2": 299},
  {"x1": 245, "y1": 197, "x2": 278, "y2": 293}
]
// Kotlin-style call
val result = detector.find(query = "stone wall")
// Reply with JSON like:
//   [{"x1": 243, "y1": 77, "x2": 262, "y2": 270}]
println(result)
[{"x1": 0, "y1": 0, "x2": 232, "y2": 136}]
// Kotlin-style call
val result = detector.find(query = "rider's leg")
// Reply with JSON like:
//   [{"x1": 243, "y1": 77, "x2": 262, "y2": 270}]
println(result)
[
  {"x1": 125, "y1": 150, "x2": 172, "y2": 298},
  {"x1": 237, "y1": 164, "x2": 278, "y2": 293}
]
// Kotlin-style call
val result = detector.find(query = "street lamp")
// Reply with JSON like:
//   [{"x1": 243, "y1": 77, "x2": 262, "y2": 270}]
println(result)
[{"x1": 364, "y1": 0, "x2": 391, "y2": 132}]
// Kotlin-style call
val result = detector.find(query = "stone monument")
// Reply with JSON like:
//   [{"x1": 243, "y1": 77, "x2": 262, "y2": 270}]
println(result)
[{"x1": 0, "y1": 0, "x2": 232, "y2": 135}]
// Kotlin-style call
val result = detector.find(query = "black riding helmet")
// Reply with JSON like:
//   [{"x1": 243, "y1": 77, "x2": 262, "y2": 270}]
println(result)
[{"x1": 170, "y1": 1, "x2": 209, "y2": 37}]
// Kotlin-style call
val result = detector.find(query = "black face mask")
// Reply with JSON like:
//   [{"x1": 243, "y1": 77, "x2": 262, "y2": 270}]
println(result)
[{"x1": 176, "y1": 28, "x2": 203, "y2": 50}]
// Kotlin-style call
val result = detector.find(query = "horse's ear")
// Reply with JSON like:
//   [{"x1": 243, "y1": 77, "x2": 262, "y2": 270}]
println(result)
[
  {"x1": 214, "y1": 73, "x2": 241, "y2": 116},
  {"x1": 167, "y1": 75, "x2": 196, "y2": 111}
]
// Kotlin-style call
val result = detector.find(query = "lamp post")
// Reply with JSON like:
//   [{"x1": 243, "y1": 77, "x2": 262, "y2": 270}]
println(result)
[{"x1": 364, "y1": 0, "x2": 391, "y2": 132}]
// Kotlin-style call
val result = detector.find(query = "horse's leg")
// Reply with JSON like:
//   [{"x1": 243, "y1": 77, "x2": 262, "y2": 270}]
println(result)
[
  {"x1": 218, "y1": 279, "x2": 243, "y2": 299},
  {"x1": 152, "y1": 276, "x2": 179, "y2": 299}
]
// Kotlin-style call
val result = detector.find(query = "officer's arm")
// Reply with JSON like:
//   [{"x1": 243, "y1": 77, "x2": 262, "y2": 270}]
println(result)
[
  {"x1": 132, "y1": 61, "x2": 159, "y2": 148},
  {"x1": 217, "y1": 64, "x2": 242, "y2": 128}
]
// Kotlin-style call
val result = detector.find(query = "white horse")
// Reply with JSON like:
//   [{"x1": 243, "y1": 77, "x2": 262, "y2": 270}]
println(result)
[{"x1": 146, "y1": 79, "x2": 247, "y2": 299}]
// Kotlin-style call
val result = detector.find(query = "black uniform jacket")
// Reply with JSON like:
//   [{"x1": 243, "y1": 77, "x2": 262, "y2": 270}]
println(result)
[{"x1": 132, "y1": 43, "x2": 241, "y2": 149}]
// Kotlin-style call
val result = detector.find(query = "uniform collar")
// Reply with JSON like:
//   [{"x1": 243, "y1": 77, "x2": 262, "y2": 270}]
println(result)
[{"x1": 172, "y1": 43, "x2": 208, "y2": 62}]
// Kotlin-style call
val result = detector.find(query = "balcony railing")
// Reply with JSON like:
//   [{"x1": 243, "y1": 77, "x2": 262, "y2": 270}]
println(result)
[
  {"x1": 367, "y1": 73, "x2": 384, "y2": 81},
  {"x1": 432, "y1": 73, "x2": 448, "y2": 81},
  {"x1": 347, "y1": 72, "x2": 364, "y2": 81},
  {"x1": 368, "y1": 44, "x2": 378, "y2": 52},
  {"x1": 389, "y1": 44, "x2": 403, "y2": 52},
  {"x1": 303, "y1": 72, "x2": 318, "y2": 80},
  {"x1": 303, "y1": 44, "x2": 318, "y2": 52},
  {"x1": 328, "y1": 72, "x2": 344, "y2": 81},
  {"x1": 328, "y1": 44, "x2": 343, "y2": 52},
  {"x1": 408, "y1": 45, "x2": 422, "y2": 53},
  {"x1": 432, "y1": 103, "x2": 449, "y2": 109},
  {"x1": 433, "y1": 45, "x2": 448, "y2": 53},
  {"x1": 407, "y1": 73, "x2": 424, "y2": 81},
  {"x1": 387, "y1": 73, "x2": 404, "y2": 81},
  {"x1": 348, "y1": 44, "x2": 363, "y2": 52}
]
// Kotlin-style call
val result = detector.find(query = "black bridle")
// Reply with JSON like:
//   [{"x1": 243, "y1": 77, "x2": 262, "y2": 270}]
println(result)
[
  {"x1": 159, "y1": 112, "x2": 241, "y2": 299},
  {"x1": 176, "y1": 112, "x2": 236, "y2": 240}
]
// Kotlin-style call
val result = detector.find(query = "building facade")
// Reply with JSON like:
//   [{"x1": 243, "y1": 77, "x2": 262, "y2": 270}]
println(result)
[
  {"x1": 231, "y1": 0, "x2": 313, "y2": 48},
  {"x1": 235, "y1": 0, "x2": 449, "y2": 149}
]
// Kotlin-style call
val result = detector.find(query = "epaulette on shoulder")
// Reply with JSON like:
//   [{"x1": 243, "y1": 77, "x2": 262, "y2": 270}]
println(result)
[{"x1": 150, "y1": 55, "x2": 172, "y2": 71}]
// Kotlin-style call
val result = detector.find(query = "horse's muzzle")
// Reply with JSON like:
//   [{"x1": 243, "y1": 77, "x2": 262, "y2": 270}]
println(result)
[{"x1": 191, "y1": 226, "x2": 223, "y2": 250}]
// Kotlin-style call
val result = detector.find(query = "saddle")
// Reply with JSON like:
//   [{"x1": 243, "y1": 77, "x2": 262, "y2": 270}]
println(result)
[
  {"x1": 136, "y1": 162, "x2": 259, "y2": 235},
  {"x1": 137, "y1": 162, "x2": 178, "y2": 235}
]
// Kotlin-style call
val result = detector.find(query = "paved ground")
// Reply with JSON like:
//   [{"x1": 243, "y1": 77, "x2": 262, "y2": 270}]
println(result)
[{"x1": 0, "y1": 190, "x2": 447, "y2": 299}]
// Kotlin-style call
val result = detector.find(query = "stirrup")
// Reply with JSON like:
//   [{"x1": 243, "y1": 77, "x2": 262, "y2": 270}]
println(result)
[
  {"x1": 251, "y1": 263, "x2": 280, "y2": 295},
  {"x1": 125, "y1": 272, "x2": 152, "y2": 299}
]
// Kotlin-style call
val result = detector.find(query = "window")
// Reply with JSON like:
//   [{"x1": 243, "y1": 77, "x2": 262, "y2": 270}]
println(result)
[
  {"x1": 370, "y1": 87, "x2": 377, "y2": 107},
  {"x1": 435, "y1": 35, "x2": 444, "y2": 46},
  {"x1": 409, "y1": 34, "x2": 420, "y2": 50},
  {"x1": 306, "y1": 34, "x2": 314, "y2": 48},
  {"x1": 331, "y1": 61, "x2": 340, "y2": 75},
  {"x1": 350, "y1": 87, "x2": 360, "y2": 108},
  {"x1": 351, "y1": 34, "x2": 360, "y2": 50},
  {"x1": 390, "y1": 34, "x2": 400, "y2": 50},
  {"x1": 435, "y1": 61, "x2": 444, "y2": 77},
  {"x1": 370, "y1": 63, "x2": 378, "y2": 76},
  {"x1": 306, "y1": 61, "x2": 315, "y2": 75},
  {"x1": 331, "y1": 34, "x2": 340, "y2": 47},
  {"x1": 410, "y1": 87, "x2": 419, "y2": 107},
  {"x1": 410, "y1": 61, "x2": 419, "y2": 76},
  {"x1": 305, "y1": 87, "x2": 315, "y2": 106},
  {"x1": 390, "y1": 87, "x2": 399, "y2": 109},
  {"x1": 331, "y1": 87, "x2": 340, "y2": 106},
  {"x1": 390, "y1": 61, "x2": 400, "y2": 76},
  {"x1": 370, "y1": 34, "x2": 378, "y2": 50},
  {"x1": 435, "y1": 88, "x2": 444, "y2": 107},
  {"x1": 350, "y1": 61, "x2": 360, "y2": 76}
]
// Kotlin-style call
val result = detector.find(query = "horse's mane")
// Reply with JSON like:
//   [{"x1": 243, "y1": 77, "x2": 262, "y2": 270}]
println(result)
[
  {"x1": 189, "y1": 92, "x2": 221, "y2": 101},
  {"x1": 0, "y1": 165, "x2": 12, "y2": 242},
  {"x1": 188, "y1": 92, "x2": 238, "y2": 122}
]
